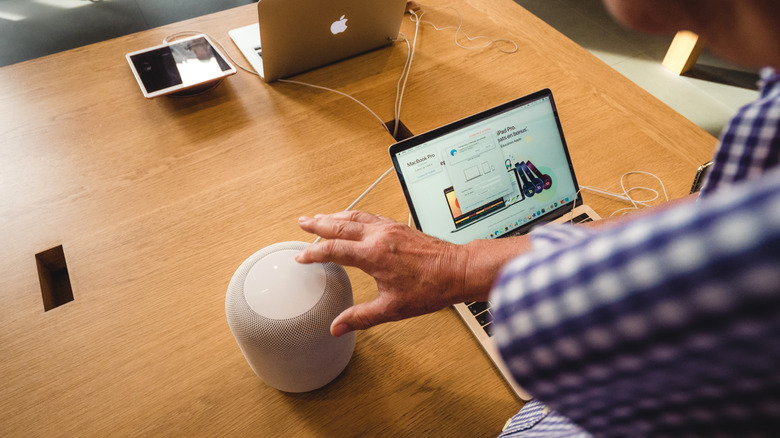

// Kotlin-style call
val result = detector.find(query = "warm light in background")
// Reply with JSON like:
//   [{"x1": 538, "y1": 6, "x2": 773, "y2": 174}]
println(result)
[
  {"x1": 34, "y1": 0, "x2": 97, "y2": 10},
  {"x1": 0, "y1": 0, "x2": 103, "y2": 22},
  {"x1": 0, "y1": 11, "x2": 26, "y2": 21}
]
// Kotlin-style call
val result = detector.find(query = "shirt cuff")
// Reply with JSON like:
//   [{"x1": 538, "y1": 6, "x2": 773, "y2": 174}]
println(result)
[{"x1": 499, "y1": 399, "x2": 590, "y2": 437}]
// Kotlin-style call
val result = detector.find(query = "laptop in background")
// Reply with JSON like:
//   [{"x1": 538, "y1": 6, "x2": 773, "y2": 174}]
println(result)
[
  {"x1": 229, "y1": 0, "x2": 407, "y2": 82},
  {"x1": 389, "y1": 89, "x2": 600, "y2": 400}
]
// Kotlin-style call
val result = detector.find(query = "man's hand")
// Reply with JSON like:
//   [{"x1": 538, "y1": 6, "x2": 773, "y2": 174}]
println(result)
[{"x1": 296, "y1": 211, "x2": 473, "y2": 337}]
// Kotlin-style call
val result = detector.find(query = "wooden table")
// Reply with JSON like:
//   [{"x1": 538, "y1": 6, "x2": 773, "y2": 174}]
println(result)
[{"x1": 0, "y1": 0, "x2": 717, "y2": 436}]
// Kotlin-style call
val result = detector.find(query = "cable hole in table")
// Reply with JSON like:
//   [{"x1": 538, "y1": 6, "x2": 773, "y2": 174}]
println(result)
[
  {"x1": 384, "y1": 119, "x2": 414, "y2": 141},
  {"x1": 35, "y1": 245, "x2": 74, "y2": 312}
]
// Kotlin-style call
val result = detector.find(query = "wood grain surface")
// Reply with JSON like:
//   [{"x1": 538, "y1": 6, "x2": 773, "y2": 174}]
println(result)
[{"x1": 0, "y1": 0, "x2": 716, "y2": 436}]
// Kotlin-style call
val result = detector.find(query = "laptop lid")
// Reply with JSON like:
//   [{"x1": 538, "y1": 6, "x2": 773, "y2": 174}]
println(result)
[
  {"x1": 390, "y1": 89, "x2": 583, "y2": 244},
  {"x1": 243, "y1": 0, "x2": 406, "y2": 82}
]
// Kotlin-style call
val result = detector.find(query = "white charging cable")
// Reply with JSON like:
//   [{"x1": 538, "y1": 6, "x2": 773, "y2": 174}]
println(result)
[
  {"x1": 575, "y1": 171, "x2": 669, "y2": 219},
  {"x1": 277, "y1": 78, "x2": 392, "y2": 134},
  {"x1": 411, "y1": 7, "x2": 518, "y2": 54},
  {"x1": 312, "y1": 166, "x2": 395, "y2": 244},
  {"x1": 393, "y1": 12, "x2": 422, "y2": 138}
]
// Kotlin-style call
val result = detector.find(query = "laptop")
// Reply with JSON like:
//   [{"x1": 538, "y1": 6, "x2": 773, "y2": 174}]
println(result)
[
  {"x1": 229, "y1": 0, "x2": 407, "y2": 82},
  {"x1": 389, "y1": 89, "x2": 600, "y2": 400}
]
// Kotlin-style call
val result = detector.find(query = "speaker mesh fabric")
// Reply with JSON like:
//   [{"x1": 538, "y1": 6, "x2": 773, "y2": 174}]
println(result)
[{"x1": 225, "y1": 241, "x2": 355, "y2": 392}]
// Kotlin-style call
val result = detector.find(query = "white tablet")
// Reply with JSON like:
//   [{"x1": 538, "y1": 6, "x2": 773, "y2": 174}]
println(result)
[{"x1": 126, "y1": 34, "x2": 236, "y2": 98}]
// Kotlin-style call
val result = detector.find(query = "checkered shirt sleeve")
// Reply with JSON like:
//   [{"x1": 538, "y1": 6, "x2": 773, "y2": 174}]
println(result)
[
  {"x1": 490, "y1": 168, "x2": 780, "y2": 437},
  {"x1": 528, "y1": 224, "x2": 596, "y2": 253},
  {"x1": 700, "y1": 67, "x2": 780, "y2": 196}
]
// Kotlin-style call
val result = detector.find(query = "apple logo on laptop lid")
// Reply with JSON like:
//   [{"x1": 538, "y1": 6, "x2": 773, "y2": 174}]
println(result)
[{"x1": 330, "y1": 15, "x2": 348, "y2": 35}]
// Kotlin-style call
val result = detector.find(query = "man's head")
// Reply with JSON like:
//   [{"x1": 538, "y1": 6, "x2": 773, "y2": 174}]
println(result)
[{"x1": 602, "y1": 0, "x2": 780, "y2": 69}]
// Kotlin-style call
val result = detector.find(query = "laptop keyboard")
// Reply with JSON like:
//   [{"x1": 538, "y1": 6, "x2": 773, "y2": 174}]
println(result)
[
  {"x1": 467, "y1": 301, "x2": 495, "y2": 336},
  {"x1": 466, "y1": 212, "x2": 594, "y2": 337},
  {"x1": 571, "y1": 213, "x2": 594, "y2": 224}
]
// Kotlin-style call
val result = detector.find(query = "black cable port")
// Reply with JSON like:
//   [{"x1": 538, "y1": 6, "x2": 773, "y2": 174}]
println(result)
[
  {"x1": 384, "y1": 119, "x2": 414, "y2": 142},
  {"x1": 35, "y1": 245, "x2": 74, "y2": 311}
]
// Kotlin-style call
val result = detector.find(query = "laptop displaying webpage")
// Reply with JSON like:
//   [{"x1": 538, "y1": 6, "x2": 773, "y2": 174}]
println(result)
[{"x1": 394, "y1": 93, "x2": 580, "y2": 245}]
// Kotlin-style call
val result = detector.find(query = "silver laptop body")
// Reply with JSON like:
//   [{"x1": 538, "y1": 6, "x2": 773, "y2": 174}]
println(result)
[{"x1": 230, "y1": 0, "x2": 407, "y2": 82}]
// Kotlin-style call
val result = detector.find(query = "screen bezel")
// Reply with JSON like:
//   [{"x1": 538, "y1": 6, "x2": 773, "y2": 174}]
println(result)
[{"x1": 389, "y1": 88, "x2": 583, "y2": 237}]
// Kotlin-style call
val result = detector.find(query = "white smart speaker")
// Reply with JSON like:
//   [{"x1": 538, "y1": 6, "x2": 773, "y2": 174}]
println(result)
[{"x1": 226, "y1": 241, "x2": 356, "y2": 392}]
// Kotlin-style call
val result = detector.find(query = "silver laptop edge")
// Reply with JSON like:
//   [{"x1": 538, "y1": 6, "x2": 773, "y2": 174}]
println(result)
[{"x1": 230, "y1": 0, "x2": 406, "y2": 82}]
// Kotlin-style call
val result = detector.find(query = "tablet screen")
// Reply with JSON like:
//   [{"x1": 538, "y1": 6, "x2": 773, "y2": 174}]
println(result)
[{"x1": 127, "y1": 36, "x2": 234, "y2": 97}]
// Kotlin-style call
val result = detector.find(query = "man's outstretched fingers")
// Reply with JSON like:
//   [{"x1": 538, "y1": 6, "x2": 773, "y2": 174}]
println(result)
[
  {"x1": 298, "y1": 215, "x2": 367, "y2": 241},
  {"x1": 295, "y1": 238, "x2": 369, "y2": 267},
  {"x1": 324, "y1": 210, "x2": 387, "y2": 224}
]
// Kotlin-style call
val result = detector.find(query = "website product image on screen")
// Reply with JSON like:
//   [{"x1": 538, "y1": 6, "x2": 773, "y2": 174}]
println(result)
[{"x1": 391, "y1": 90, "x2": 580, "y2": 245}]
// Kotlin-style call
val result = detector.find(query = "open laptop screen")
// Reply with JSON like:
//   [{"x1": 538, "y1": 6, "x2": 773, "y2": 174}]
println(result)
[{"x1": 390, "y1": 89, "x2": 582, "y2": 244}]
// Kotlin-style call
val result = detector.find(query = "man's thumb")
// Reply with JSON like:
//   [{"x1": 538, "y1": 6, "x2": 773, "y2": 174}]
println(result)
[{"x1": 330, "y1": 300, "x2": 385, "y2": 337}]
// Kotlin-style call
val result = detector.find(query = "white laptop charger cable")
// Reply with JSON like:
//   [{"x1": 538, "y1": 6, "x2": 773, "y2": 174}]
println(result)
[
  {"x1": 410, "y1": 7, "x2": 518, "y2": 54},
  {"x1": 311, "y1": 166, "x2": 396, "y2": 245},
  {"x1": 392, "y1": 10, "x2": 422, "y2": 138},
  {"x1": 574, "y1": 171, "x2": 669, "y2": 220}
]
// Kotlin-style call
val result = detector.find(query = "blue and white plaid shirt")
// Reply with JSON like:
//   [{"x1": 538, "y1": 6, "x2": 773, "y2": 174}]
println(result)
[{"x1": 491, "y1": 68, "x2": 780, "y2": 437}]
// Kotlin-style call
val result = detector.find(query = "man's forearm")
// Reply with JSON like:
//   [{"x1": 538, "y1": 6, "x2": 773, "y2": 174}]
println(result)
[{"x1": 459, "y1": 235, "x2": 533, "y2": 303}]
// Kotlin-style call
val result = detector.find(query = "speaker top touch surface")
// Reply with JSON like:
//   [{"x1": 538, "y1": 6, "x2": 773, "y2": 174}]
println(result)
[{"x1": 243, "y1": 249, "x2": 326, "y2": 319}]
